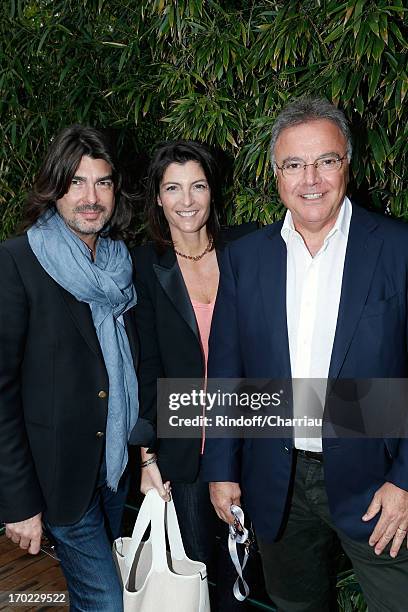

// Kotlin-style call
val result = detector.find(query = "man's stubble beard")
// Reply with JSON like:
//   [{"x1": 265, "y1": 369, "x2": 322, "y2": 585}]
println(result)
[{"x1": 62, "y1": 204, "x2": 114, "y2": 237}]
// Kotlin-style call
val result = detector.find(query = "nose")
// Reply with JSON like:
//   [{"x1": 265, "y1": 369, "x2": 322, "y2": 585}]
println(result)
[
  {"x1": 85, "y1": 182, "x2": 97, "y2": 204},
  {"x1": 182, "y1": 188, "x2": 193, "y2": 208},
  {"x1": 303, "y1": 163, "x2": 321, "y2": 185}
]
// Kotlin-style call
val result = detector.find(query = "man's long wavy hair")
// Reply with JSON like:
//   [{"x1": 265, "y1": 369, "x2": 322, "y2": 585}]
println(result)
[{"x1": 20, "y1": 124, "x2": 134, "y2": 241}]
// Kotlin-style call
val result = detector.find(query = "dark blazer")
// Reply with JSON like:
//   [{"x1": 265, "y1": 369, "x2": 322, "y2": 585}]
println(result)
[
  {"x1": 0, "y1": 235, "x2": 139, "y2": 526},
  {"x1": 201, "y1": 204, "x2": 408, "y2": 543},
  {"x1": 131, "y1": 225, "x2": 257, "y2": 482}
]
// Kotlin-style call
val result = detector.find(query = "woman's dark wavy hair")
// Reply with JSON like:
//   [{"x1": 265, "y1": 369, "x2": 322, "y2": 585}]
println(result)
[
  {"x1": 20, "y1": 124, "x2": 134, "y2": 241},
  {"x1": 146, "y1": 140, "x2": 222, "y2": 251}
]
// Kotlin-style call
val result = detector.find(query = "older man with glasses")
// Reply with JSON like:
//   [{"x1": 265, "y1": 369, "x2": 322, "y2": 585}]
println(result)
[{"x1": 202, "y1": 97, "x2": 408, "y2": 611}]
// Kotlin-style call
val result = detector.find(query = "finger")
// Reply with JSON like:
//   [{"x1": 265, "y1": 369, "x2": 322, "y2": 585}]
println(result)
[
  {"x1": 390, "y1": 528, "x2": 407, "y2": 558},
  {"x1": 222, "y1": 504, "x2": 236, "y2": 525},
  {"x1": 211, "y1": 501, "x2": 233, "y2": 524},
  {"x1": 362, "y1": 496, "x2": 382, "y2": 521},
  {"x1": 368, "y1": 515, "x2": 390, "y2": 547},
  {"x1": 19, "y1": 536, "x2": 31, "y2": 550},
  {"x1": 164, "y1": 481, "x2": 172, "y2": 498},
  {"x1": 161, "y1": 482, "x2": 171, "y2": 502},
  {"x1": 28, "y1": 537, "x2": 41, "y2": 555},
  {"x1": 374, "y1": 525, "x2": 398, "y2": 555},
  {"x1": 217, "y1": 509, "x2": 234, "y2": 524}
]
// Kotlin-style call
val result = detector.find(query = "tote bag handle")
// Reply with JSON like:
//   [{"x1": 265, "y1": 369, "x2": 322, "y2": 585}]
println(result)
[
  {"x1": 164, "y1": 495, "x2": 187, "y2": 561},
  {"x1": 123, "y1": 489, "x2": 168, "y2": 583}
]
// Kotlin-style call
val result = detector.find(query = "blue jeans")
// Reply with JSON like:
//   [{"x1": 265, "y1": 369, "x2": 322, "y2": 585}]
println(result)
[{"x1": 44, "y1": 471, "x2": 129, "y2": 612}]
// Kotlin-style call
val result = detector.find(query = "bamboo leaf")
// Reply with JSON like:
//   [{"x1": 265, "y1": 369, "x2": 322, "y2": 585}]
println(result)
[
  {"x1": 101, "y1": 41, "x2": 128, "y2": 47},
  {"x1": 344, "y1": 2, "x2": 354, "y2": 24},
  {"x1": 344, "y1": 71, "x2": 362, "y2": 102},
  {"x1": 223, "y1": 45, "x2": 229, "y2": 70},
  {"x1": 324, "y1": 24, "x2": 345, "y2": 43},
  {"x1": 367, "y1": 129, "x2": 386, "y2": 165},
  {"x1": 389, "y1": 22, "x2": 407, "y2": 47},
  {"x1": 379, "y1": 11, "x2": 388, "y2": 44},
  {"x1": 355, "y1": 95, "x2": 364, "y2": 115},
  {"x1": 354, "y1": 0, "x2": 366, "y2": 22},
  {"x1": 372, "y1": 36, "x2": 385, "y2": 61},
  {"x1": 332, "y1": 70, "x2": 348, "y2": 100},
  {"x1": 142, "y1": 92, "x2": 152, "y2": 116},
  {"x1": 368, "y1": 62, "x2": 382, "y2": 100},
  {"x1": 355, "y1": 22, "x2": 368, "y2": 59},
  {"x1": 401, "y1": 76, "x2": 408, "y2": 103},
  {"x1": 367, "y1": 14, "x2": 380, "y2": 37}
]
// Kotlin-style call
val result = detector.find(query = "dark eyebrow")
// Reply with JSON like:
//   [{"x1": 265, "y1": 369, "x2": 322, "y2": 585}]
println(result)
[
  {"x1": 72, "y1": 174, "x2": 113, "y2": 182},
  {"x1": 161, "y1": 178, "x2": 208, "y2": 186}
]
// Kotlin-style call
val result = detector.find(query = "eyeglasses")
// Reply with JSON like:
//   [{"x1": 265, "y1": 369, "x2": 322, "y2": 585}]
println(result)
[{"x1": 275, "y1": 154, "x2": 347, "y2": 177}]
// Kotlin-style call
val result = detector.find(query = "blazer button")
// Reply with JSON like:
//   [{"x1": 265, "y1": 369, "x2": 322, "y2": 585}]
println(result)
[
  {"x1": 98, "y1": 390, "x2": 107, "y2": 399},
  {"x1": 96, "y1": 431, "x2": 104, "y2": 438}
]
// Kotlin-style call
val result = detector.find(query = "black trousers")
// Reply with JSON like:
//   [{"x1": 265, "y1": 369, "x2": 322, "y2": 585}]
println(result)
[
  {"x1": 171, "y1": 479, "x2": 250, "y2": 612},
  {"x1": 257, "y1": 453, "x2": 408, "y2": 612}
]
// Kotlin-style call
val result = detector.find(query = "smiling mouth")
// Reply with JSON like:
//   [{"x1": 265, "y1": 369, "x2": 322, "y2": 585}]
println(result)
[
  {"x1": 301, "y1": 193, "x2": 324, "y2": 200},
  {"x1": 176, "y1": 210, "x2": 198, "y2": 217}
]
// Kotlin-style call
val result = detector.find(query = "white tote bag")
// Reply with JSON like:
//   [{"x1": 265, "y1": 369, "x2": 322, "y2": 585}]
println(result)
[{"x1": 113, "y1": 489, "x2": 211, "y2": 612}]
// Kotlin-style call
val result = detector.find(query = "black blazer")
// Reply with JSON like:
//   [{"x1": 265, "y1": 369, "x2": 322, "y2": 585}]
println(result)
[
  {"x1": 131, "y1": 224, "x2": 257, "y2": 482},
  {"x1": 0, "y1": 236, "x2": 139, "y2": 525}
]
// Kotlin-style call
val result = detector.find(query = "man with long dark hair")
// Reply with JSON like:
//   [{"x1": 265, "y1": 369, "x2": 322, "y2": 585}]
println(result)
[{"x1": 0, "y1": 125, "x2": 139, "y2": 611}]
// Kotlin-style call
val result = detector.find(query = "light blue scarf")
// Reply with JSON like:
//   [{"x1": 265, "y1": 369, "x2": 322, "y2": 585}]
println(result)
[{"x1": 27, "y1": 210, "x2": 138, "y2": 491}]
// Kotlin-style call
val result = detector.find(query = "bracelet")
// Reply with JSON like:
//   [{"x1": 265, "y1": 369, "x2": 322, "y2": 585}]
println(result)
[{"x1": 141, "y1": 457, "x2": 157, "y2": 468}]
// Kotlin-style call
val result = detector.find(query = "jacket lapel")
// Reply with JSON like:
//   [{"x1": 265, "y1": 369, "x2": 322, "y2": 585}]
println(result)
[
  {"x1": 260, "y1": 224, "x2": 292, "y2": 379},
  {"x1": 124, "y1": 308, "x2": 139, "y2": 368},
  {"x1": 329, "y1": 205, "x2": 383, "y2": 379},
  {"x1": 153, "y1": 248, "x2": 199, "y2": 340},
  {"x1": 59, "y1": 284, "x2": 139, "y2": 366},
  {"x1": 58, "y1": 287, "x2": 104, "y2": 361}
]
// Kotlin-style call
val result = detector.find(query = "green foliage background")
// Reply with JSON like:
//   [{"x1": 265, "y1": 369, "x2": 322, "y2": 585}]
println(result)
[
  {"x1": 1, "y1": 1, "x2": 406, "y2": 608},
  {"x1": 0, "y1": 0, "x2": 407, "y2": 243}
]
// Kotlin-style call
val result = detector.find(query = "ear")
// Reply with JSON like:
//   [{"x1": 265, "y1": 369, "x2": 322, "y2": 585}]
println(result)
[{"x1": 157, "y1": 195, "x2": 162, "y2": 207}]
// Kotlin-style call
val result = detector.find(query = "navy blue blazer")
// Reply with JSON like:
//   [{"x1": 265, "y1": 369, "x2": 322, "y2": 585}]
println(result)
[{"x1": 201, "y1": 204, "x2": 408, "y2": 543}]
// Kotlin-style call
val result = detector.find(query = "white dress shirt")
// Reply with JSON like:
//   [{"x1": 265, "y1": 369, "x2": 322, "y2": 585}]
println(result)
[{"x1": 281, "y1": 197, "x2": 352, "y2": 451}]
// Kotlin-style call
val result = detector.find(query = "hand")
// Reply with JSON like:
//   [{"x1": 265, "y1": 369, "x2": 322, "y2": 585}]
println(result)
[
  {"x1": 209, "y1": 481, "x2": 241, "y2": 524},
  {"x1": 140, "y1": 460, "x2": 171, "y2": 502},
  {"x1": 5, "y1": 513, "x2": 42, "y2": 555},
  {"x1": 362, "y1": 482, "x2": 408, "y2": 557}
]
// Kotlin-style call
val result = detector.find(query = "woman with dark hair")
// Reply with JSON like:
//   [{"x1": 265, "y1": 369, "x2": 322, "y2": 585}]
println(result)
[{"x1": 131, "y1": 140, "x2": 253, "y2": 610}]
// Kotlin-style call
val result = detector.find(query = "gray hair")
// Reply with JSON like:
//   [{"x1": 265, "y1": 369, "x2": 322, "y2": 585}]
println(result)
[{"x1": 270, "y1": 97, "x2": 352, "y2": 166}]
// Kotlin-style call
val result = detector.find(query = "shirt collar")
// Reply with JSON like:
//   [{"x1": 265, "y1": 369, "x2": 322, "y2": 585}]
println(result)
[{"x1": 281, "y1": 196, "x2": 352, "y2": 246}]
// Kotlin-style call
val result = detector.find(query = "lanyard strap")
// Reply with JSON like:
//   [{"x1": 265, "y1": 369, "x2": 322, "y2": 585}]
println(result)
[{"x1": 228, "y1": 504, "x2": 250, "y2": 601}]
